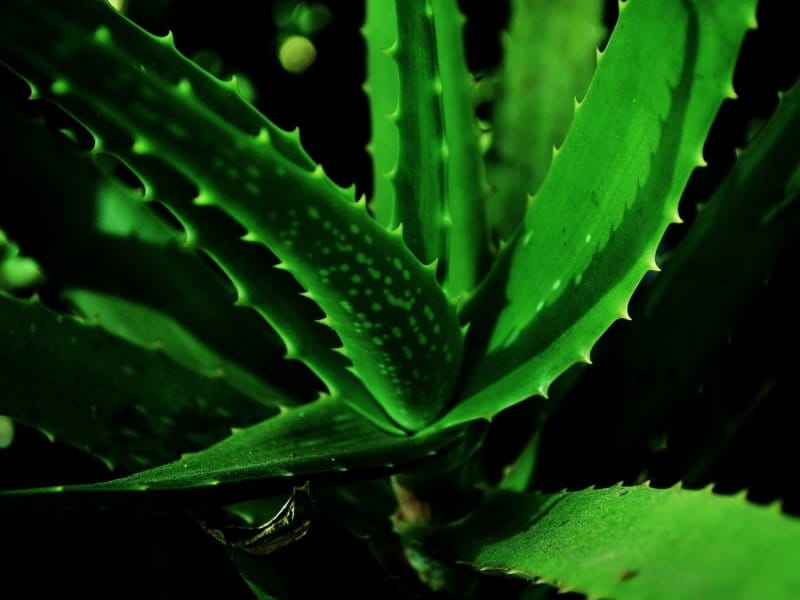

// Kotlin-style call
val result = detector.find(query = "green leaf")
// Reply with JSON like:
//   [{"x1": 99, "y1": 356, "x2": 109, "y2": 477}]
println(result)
[
  {"x1": 432, "y1": 0, "x2": 493, "y2": 297},
  {"x1": 429, "y1": 484, "x2": 800, "y2": 599},
  {"x1": 580, "y1": 81, "x2": 800, "y2": 469},
  {"x1": 487, "y1": 0, "x2": 605, "y2": 238},
  {"x1": 0, "y1": 0, "x2": 464, "y2": 432},
  {"x1": 0, "y1": 102, "x2": 314, "y2": 402},
  {"x1": 624, "y1": 82, "x2": 800, "y2": 410},
  {"x1": 498, "y1": 425, "x2": 541, "y2": 493},
  {"x1": 364, "y1": 0, "x2": 491, "y2": 295},
  {"x1": 0, "y1": 399, "x2": 470, "y2": 516},
  {"x1": 64, "y1": 289, "x2": 290, "y2": 406},
  {"x1": 363, "y1": 0, "x2": 399, "y2": 229},
  {"x1": 92, "y1": 176, "x2": 174, "y2": 244},
  {"x1": 443, "y1": 0, "x2": 756, "y2": 428},
  {"x1": 0, "y1": 292, "x2": 278, "y2": 472},
  {"x1": 365, "y1": 0, "x2": 447, "y2": 267},
  {"x1": 115, "y1": 152, "x2": 380, "y2": 426}
]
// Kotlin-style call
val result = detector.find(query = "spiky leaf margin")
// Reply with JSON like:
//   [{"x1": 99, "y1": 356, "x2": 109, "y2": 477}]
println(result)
[{"x1": 441, "y1": 0, "x2": 756, "y2": 428}]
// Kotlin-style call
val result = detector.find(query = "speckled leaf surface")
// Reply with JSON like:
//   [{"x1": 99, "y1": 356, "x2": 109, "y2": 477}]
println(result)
[
  {"x1": 0, "y1": 0, "x2": 464, "y2": 432},
  {"x1": 1, "y1": 102, "x2": 315, "y2": 402},
  {"x1": 118, "y1": 152, "x2": 383, "y2": 427},
  {"x1": 444, "y1": 0, "x2": 756, "y2": 428},
  {"x1": 429, "y1": 484, "x2": 800, "y2": 599}
]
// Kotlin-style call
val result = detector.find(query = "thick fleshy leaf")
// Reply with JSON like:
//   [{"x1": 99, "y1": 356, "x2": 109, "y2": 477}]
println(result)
[
  {"x1": 365, "y1": 0, "x2": 447, "y2": 266},
  {"x1": 0, "y1": 102, "x2": 314, "y2": 402},
  {"x1": 0, "y1": 399, "x2": 471, "y2": 516},
  {"x1": 64, "y1": 289, "x2": 288, "y2": 405},
  {"x1": 612, "y1": 82, "x2": 800, "y2": 435},
  {"x1": 0, "y1": 0, "x2": 464, "y2": 432},
  {"x1": 364, "y1": 0, "x2": 491, "y2": 295},
  {"x1": 429, "y1": 484, "x2": 800, "y2": 599},
  {"x1": 443, "y1": 0, "x2": 756, "y2": 428},
  {"x1": 0, "y1": 293, "x2": 278, "y2": 472},
  {"x1": 432, "y1": 0, "x2": 493, "y2": 296},
  {"x1": 363, "y1": 0, "x2": 399, "y2": 229},
  {"x1": 117, "y1": 152, "x2": 384, "y2": 428},
  {"x1": 487, "y1": 0, "x2": 604, "y2": 238},
  {"x1": 542, "y1": 81, "x2": 800, "y2": 478}
]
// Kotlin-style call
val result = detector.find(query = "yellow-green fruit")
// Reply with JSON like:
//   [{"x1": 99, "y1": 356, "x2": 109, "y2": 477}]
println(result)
[{"x1": 279, "y1": 35, "x2": 317, "y2": 74}]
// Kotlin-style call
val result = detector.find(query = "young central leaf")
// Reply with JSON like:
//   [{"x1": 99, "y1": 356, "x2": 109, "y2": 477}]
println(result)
[
  {"x1": 364, "y1": 0, "x2": 492, "y2": 297},
  {"x1": 0, "y1": 0, "x2": 464, "y2": 432}
]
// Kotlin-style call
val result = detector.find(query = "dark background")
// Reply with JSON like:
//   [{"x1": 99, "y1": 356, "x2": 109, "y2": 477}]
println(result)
[{"x1": 1, "y1": 1, "x2": 797, "y2": 598}]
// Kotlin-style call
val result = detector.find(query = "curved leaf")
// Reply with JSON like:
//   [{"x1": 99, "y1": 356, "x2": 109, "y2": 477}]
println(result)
[
  {"x1": 429, "y1": 484, "x2": 800, "y2": 599},
  {"x1": 116, "y1": 152, "x2": 385, "y2": 429},
  {"x1": 443, "y1": 0, "x2": 756, "y2": 428},
  {"x1": 0, "y1": 400, "x2": 472, "y2": 517},
  {"x1": 486, "y1": 0, "x2": 604, "y2": 238},
  {"x1": 575, "y1": 81, "x2": 800, "y2": 468},
  {"x1": 64, "y1": 289, "x2": 288, "y2": 405},
  {"x1": 0, "y1": 293, "x2": 279, "y2": 472},
  {"x1": 623, "y1": 82, "x2": 800, "y2": 406},
  {"x1": 0, "y1": 0, "x2": 464, "y2": 432},
  {"x1": 0, "y1": 101, "x2": 314, "y2": 402}
]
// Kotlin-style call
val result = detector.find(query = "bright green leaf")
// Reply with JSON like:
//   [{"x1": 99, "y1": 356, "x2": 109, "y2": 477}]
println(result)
[
  {"x1": 429, "y1": 484, "x2": 800, "y2": 599},
  {"x1": 444, "y1": 0, "x2": 756, "y2": 428},
  {"x1": 0, "y1": 0, "x2": 464, "y2": 432}
]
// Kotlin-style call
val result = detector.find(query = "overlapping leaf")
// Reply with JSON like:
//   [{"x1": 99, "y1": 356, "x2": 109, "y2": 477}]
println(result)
[
  {"x1": 561, "y1": 81, "x2": 800, "y2": 469},
  {"x1": 364, "y1": 0, "x2": 491, "y2": 296},
  {"x1": 620, "y1": 82, "x2": 800, "y2": 414},
  {"x1": 1, "y1": 101, "x2": 315, "y2": 402},
  {"x1": 0, "y1": 293, "x2": 278, "y2": 472},
  {"x1": 0, "y1": 399, "x2": 470, "y2": 517},
  {"x1": 442, "y1": 0, "x2": 756, "y2": 428},
  {"x1": 0, "y1": 0, "x2": 464, "y2": 432}
]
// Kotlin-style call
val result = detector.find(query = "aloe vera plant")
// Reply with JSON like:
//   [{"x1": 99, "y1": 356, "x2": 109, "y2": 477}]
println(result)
[{"x1": 1, "y1": 0, "x2": 799, "y2": 597}]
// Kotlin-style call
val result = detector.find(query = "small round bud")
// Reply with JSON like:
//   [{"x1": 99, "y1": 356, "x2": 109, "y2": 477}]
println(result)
[{"x1": 279, "y1": 35, "x2": 317, "y2": 74}]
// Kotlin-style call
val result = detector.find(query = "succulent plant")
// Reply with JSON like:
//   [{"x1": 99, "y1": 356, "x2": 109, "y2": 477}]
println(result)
[{"x1": 1, "y1": 0, "x2": 798, "y2": 598}]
